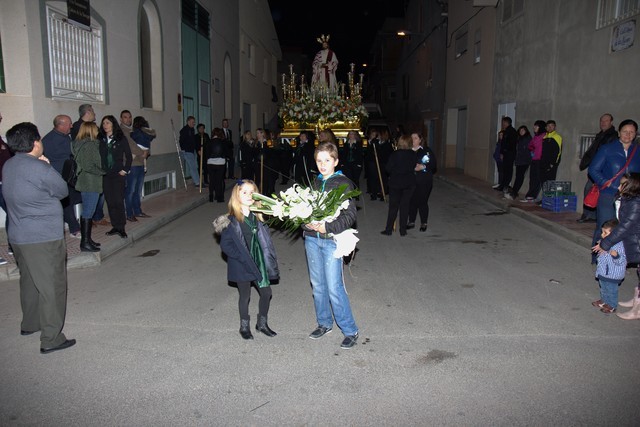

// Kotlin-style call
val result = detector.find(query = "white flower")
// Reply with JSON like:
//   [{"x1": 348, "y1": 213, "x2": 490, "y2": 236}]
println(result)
[{"x1": 289, "y1": 201, "x2": 313, "y2": 219}]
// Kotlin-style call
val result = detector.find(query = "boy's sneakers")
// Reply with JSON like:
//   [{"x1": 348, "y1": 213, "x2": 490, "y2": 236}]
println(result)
[
  {"x1": 340, "y1": 333, "x2": 359, "y2": 349},
  {"x1": 309, "y1": 326, "x2": 332, "y2": 339},
  {"x1": 591, "y1": 299, "x2": 605, "y2": 308},
  {"x1": 0, "y1": 257, "x2": 7, "y2": 266}
]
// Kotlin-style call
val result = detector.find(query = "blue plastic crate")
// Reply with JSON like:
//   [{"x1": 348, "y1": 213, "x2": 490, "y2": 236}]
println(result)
[{"x1": 542, "y1": 195, "x2": 577, "y2": 212}]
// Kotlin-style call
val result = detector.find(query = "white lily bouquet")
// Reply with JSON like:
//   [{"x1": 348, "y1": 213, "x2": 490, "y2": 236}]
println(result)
[{"x1": 251, "y1": 183, "x2": 361, "y2": 258}]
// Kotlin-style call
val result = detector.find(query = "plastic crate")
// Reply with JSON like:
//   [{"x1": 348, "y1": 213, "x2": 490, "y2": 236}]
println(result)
[
  {"x1": 542, "y1": 194, "x2": 577, "y2": 212},
  {"x1": 543, "y1": 180, "x2": 572, "y2": 195}
]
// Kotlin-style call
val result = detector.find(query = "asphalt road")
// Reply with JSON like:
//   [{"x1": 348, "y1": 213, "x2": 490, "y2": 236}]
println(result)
[{"x1": 1, "y1": 179, "x2": 639, "y2": 426}]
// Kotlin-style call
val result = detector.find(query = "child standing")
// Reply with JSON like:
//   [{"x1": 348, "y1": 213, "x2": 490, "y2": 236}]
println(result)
[
  {"x1": 592, "y1": 219, "x2": 627, "y2": 313},
  {"x1": 213, "y1": 180, "x2": 279, "y2": 339},
  {"x1": 303, "y1": 142, "x2": 359, "y2": 349}
]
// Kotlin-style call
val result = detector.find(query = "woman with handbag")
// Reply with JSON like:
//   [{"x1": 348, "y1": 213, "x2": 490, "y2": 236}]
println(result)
[{"x1": 588, "y1": 119, "x2": 640, "y2": 264}]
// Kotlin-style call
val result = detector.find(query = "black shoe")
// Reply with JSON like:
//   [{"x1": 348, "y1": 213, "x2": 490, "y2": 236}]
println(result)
[
  {"x1": 256, "y1": 316, "x2": 277, "y2": 337},
  {"x1": 400, "y1": 231, "x2": 407, "y2": 236},
  {"x1": 240, "y1": 319, "x2": 253, "y2": 340},
  {"x1": 209, "y1": 195, "x2": 214, "y2": 203},
  {"x1": 309, "y1": 325, "x2": 333, "y2": 339},
  {"x1": 420, "y1": 224, "x2": 428, "y2": 232},
  {"x1": 370, "y1": 194, "x2": 377, "y2": 201},
  {"x1": 340, "y1": 333, "x2": 359, "y2": 349},
  {"x1": 577, "y1": 216, "x2": 596, "y2": 223},
  {"x1": 106, "y1": 228, "x2": 119, "y2": 236},
  {"x1": 137, "y1": 212, "x2": 151, "y2": 218},
  {"x1": 21, "y1": 329, "x2": 38, "y2": 336},
  {"x1": 406, "y1": 223, "x2": 415, "y2": 230},
  {"x1": 494, "y1": 186, "x2": 504, "y2": 192},
  {"x1": 380, "y1": 230, "x2": 392, "y2": 236},
  {"x1": 117, "y1": 230, "x2": 128, "y2": 239},
  {"x1": 80, "y1": 241, "x2": 100, "y2": 252},
  {"x1": 127, "y1": 216, "x2": 138, "y2": 222},
  {"x1": 40, "y1": 338, "x2": 76, "y2": 354}
]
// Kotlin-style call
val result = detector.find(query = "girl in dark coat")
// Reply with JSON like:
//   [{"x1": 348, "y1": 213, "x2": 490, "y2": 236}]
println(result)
[
  {"x1": 381, "y1": 134, "x2": 417, "y2": 236},
  {"x1": 213, "y1": 179, "x2": 280, "y2": 339}
]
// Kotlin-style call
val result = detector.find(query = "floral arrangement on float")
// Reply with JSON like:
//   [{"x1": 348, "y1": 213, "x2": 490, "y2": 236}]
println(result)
[{"x1": 278, "y1": 64, "x2": 368, "y2": 130}]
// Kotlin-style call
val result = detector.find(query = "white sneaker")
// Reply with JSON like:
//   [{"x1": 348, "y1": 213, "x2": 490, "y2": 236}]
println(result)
[
  {"x1": 0, "y1": 257, "x2": 7, "y2": 266},
  {"x1": 504, "y1": 193, "x2": 514, "y2": 200},
  {"x1": 492, "y1": 184, "x2": 501, "y2": 189},
  {"x1": 69, "y1": 231, "x2": 81, "y2": 239}
]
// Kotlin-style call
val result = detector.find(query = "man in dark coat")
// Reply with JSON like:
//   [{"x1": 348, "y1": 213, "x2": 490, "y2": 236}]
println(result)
[
  {"x1": 42, "y1": 114, "x2": 81, "y2": 238},
  {"x1": 497, "y1": 116, "x2": 518, "y2": 192}
]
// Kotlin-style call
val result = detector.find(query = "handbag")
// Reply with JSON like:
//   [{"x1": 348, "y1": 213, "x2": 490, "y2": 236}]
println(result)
[
  {"x1": 584, "y1": 144, "x2": 638, "y2": 208},
  {"x1": 61, "y1": 156, "x2": 78, "y2": 187}
]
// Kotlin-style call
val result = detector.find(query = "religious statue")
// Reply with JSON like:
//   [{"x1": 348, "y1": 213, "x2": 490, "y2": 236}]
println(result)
[{"x1": 311, "y1": 34, "x2": 338, "y2": 90}]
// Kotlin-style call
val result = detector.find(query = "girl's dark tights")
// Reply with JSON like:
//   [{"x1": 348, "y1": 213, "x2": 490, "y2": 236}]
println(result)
[{"x1": 237, "y1": 281, "x2": 272, "y2": 320}]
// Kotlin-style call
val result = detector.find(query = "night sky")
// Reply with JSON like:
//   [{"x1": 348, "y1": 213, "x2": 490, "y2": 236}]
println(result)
[{"x1": 268, "y1": 0, "x2": 406, "y2": 69}]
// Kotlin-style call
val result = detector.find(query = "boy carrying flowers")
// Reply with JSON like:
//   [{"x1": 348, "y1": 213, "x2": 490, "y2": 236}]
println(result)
[{"x1": 249, "y1": 141, "x2": 361, "y2": 349}]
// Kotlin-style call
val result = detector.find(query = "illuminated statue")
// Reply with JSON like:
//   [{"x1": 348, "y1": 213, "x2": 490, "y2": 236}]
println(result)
[{"x1": 311, "y1": 34, "x2": 338, "y2": 90}]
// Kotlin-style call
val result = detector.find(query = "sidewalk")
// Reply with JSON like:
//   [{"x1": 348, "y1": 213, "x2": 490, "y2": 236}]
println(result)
[
  {"x1": 437, "y1": 168, "x2": 594, "y2": 248},
  {"x1": 0, "y1": 184, "x2": 209, "y2": 281},
  {"x1": 0, "y1": 170, "x2": 595, "y2": 281}
]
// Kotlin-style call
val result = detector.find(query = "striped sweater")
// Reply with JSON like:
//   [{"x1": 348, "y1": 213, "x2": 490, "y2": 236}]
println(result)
[{"x1": 595, "y1": 241, "x2": 627, "y2": 281}]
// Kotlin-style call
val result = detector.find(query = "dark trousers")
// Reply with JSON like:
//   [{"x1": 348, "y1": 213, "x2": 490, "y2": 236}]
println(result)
[
  {"x1": 385, "y1": 184, "x2": 415, "y2": 233},
  {"x1": 207, "y1": 163, "x2": 226, "y2": 202},
  {"x1": 539, "y1": 163, "x2": 559, "y2": 197},
  {"x1": 525, "y1": 160, "x2": 541, "y2": 199},
  {"x1": 494, "y1": 159, "x2": 503, "y2": 186},
  {"x1": 227, "y1": 155, "x2": 235, "y2": 178},
  {"x1": 237, "y1": 281, "x2": 272, "y2": 320},
  {"x1": 366, "y1": 161, "x2": 381, "y2": 195},
  {"x1": 342, "y1": 162, "x2": 362, "y2": 189},
  {"x1": 409, "y1": 173, "x2": 433, "y2": 225},
  {"x1": 62, "y1": 186, "x2": 81, "y2": 233},
  {"x1": 14, "y1": 239, "x2": 68, "y2": 348},
  {"x1": 240, "y1": 163, "x2": 254, "y2": 181},
  {"x1": 500, "y1": 153, "x2": 516, "y2": 189},
  {"x1": 511, "y1": 164, "x2": 530, "y2": 196},
  {"x1": 103, "y1": 174, "x2": 127, "y2": 230}
]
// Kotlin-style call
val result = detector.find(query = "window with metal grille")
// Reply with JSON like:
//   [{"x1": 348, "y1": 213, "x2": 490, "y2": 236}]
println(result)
[
  {"x1": 182, "y1": 0, "x2": 210, "y2": 39},
  {"x1": 579, "y1": 134, "x2": 596, "y2": 159},
  {"x1": 597, "y1": 0, "x2": 640, "y2": 29},
  {"x1": 46, "y1": 6, "x2": 104, "y2": 102}
]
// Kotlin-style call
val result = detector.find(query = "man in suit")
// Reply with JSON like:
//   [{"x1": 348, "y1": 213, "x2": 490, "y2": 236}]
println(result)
[
  {"x1": 222, "y1": 118, "x2": 235, "y2": 179},
  {"x1": 4, "y1": 122, "x2": 76, "y2": 354}
]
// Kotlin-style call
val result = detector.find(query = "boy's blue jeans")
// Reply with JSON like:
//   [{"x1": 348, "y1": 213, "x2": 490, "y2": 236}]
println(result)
[
  {"x1": 599, "y1": 278, "x2": 620, "y2": 309},
  {"x1": 304, "y1": 235, "x2": 358, "y2": 336}
]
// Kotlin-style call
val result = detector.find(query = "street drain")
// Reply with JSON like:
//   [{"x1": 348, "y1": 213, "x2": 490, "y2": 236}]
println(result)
[{"x1": 138, "y1": 250, "x2": 160, "y2": 257}]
